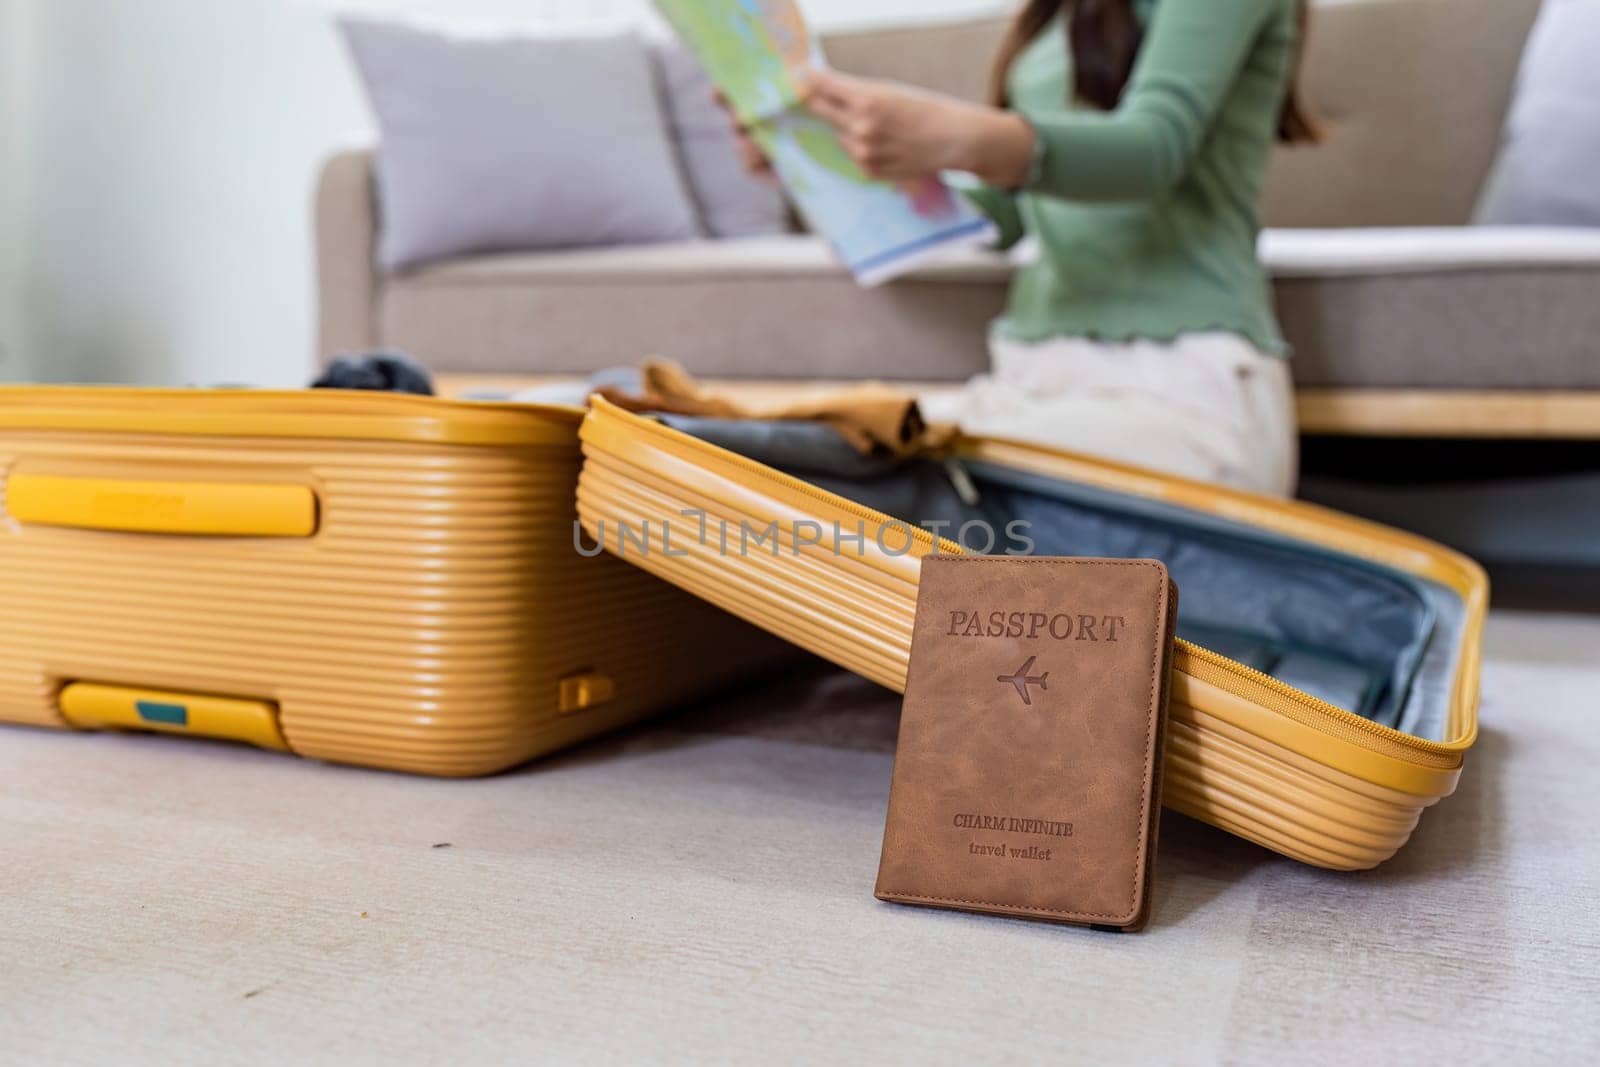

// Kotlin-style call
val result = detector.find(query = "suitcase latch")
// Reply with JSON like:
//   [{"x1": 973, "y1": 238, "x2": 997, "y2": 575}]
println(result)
[{"x1": 558, "y1": 671, "x2": 616, "y2": 714}]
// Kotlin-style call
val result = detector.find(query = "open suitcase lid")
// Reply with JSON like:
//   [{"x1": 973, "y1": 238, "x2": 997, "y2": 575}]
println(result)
[{"x1": 577, "y1": 395, "x2": 1486, "y2": 773}]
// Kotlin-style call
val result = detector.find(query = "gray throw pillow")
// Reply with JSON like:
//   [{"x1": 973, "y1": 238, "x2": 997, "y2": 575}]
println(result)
[
  {"x1": 1476, "y1": 0, "x2": 1600, "y2": 226},
  {"x1": 341, "y1": 19, "x2": 703, "y2": 272},
  {"x1": 652, "y1": 42, "x2": 790, "y2": 239}
]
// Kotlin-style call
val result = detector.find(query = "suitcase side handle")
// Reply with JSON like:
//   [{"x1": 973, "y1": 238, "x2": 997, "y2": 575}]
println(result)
[
  {"x1": 57, "y1": 681, "x2": 289, "y2": 750},
  {"x1": 6, "y1": 474, "x2": 318, "y2": 537}
]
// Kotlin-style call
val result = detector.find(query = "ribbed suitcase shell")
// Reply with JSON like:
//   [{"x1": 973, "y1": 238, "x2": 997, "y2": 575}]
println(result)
[
  {"x1": 0, "y1": 388, "x2": 780, "y2": 775},
  {"x1": 575, "y1": 396, "x2": 1487, "y2": 870}
]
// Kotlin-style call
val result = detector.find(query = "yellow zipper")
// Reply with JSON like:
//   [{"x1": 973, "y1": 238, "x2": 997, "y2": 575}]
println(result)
[
  {"x1": 1177, "y1": 640, "x2": 1462, "y2": 766},
  {"x1": 602, "y1": 400, "x2": 1465, "y2": 768}
]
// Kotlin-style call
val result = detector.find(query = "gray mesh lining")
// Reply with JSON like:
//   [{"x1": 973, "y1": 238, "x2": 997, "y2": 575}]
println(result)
[{"x1": 662, "y1": 416, "x2": 1466, "y2": 741}]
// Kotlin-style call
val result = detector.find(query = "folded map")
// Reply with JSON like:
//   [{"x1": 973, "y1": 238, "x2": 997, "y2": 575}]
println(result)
[{"x1": 654, "y1": 0, "x2": 996, "y2": 285}]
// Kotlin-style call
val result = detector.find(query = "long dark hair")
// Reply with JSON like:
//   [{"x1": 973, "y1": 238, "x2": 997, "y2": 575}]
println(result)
[{"x1": 989, "y1": 0, "x2": 1319, "y2": 143}]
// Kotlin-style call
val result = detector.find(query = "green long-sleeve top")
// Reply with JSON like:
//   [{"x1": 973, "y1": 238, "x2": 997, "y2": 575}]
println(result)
[{"x1": 968, "y1": 0, "x2": 1297, "y2": 354}]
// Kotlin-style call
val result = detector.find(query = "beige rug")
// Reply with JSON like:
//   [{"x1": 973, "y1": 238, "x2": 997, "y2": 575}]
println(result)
[{"x1": 2, "y1": 608, "x2": 1596, "y2": 1064}]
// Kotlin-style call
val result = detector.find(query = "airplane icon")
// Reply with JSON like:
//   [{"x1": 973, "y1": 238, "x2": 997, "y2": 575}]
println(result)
[{"x1": 996, "y1": 656, "x2": 1049, "y2": 705}]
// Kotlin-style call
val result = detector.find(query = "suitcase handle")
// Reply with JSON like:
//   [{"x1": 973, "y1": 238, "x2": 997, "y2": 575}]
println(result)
[
  {"x1": 58, "y1": 681, "x2": 289, "y2": 750},
  {"x1": 6, "y1": 473, "x2": 318, "y2": 537}
]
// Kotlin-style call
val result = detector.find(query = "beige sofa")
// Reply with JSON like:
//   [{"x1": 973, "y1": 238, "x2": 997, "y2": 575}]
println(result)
[{"x1": 316, "y1": 0, "x2": 1600, "y2": 436}]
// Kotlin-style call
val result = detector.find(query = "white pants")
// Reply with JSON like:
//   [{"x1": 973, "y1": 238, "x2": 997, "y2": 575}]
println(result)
[{"x1": 924, "y1": 332, "x2": 1298, "y2": 497}]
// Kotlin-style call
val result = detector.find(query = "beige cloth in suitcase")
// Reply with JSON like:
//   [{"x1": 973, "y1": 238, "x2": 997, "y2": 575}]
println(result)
[
  {"x1": 923, "y1": 332, "x2": 1298, "y2": 498},
  {"x1": 597, "y1": 360, "x2": 954, "y2": 460}
]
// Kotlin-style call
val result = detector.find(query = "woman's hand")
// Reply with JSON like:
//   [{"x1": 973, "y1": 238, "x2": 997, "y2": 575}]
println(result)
[
  {"x1": 802, "y1": 69, "x2": 1036, "y2": 188},
  {"x1": 713, "y1": 89, "x2": 778, "y2": 183}
]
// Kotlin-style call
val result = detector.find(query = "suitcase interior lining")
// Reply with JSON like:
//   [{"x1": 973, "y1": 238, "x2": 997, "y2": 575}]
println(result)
[{"x1": 659, "y1": 416, "x2": 1468, "y2": 743}]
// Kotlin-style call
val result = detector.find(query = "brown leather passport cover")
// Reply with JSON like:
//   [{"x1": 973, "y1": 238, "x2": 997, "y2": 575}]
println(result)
[{"x1": 875, "y1": 556, "x2": 1177, "y2": 931}]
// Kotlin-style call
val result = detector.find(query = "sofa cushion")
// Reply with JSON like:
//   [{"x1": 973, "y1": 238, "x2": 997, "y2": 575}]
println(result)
[
  {"x1": 379, "y1": 229, "x2": 1600, "y2": 389},
  {"x1": 341, "y1": 19, "x2": 701, "y2": 272},
  {"x1": 379, "y1": 236, "x2": 1012, "y2": 378},
  {"x1": 1264, "y1": 227, "x2": 1600, "y2": 388},
  {"x1": 1261, "y1": 226, "x2": 1600, "y2": 276},
  {"x1": 1476, "y1": 0, "x2": 1600, "y2": 225},
  {"x1": 652, "y1": 43, "x2": 790, "y2": 239},
  {"x1": 1256, "y1": 0, "x2": 1541, "y2": 228}
]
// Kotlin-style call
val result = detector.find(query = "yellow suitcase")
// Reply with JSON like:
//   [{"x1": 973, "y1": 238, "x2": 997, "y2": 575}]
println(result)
[
  {"x1": 575, "y1": 395, "x2": 1487, "y2": 870},
  {"x1": 0, "y1": 387, "x2": 783, "y2": 775}
]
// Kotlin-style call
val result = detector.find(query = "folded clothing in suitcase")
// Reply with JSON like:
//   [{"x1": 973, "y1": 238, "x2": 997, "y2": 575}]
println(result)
[
  {"x1": 575, "y1": 396, "x2": 1487, "y2": 870},
  {"x1": 0, "y1": 388, "x2": 784, "y2": 775}
]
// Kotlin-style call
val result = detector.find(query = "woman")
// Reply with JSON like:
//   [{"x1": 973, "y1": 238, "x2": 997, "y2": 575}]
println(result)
[{"x1": 735, "y1": 0, "x2": 1316, "y2": 496}]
